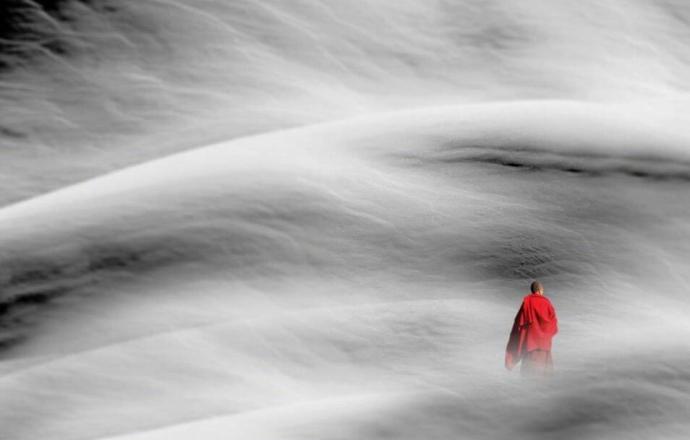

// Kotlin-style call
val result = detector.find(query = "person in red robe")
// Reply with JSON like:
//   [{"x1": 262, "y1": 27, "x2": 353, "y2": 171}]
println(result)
[{"x1": 505, "y1": 281, "x2": 558, "y2": 376}]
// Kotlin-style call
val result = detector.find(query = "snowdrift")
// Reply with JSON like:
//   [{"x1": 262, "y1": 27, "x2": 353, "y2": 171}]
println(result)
[{"x1": 1, "y1": 102, "x2": 690, "y2": 439}]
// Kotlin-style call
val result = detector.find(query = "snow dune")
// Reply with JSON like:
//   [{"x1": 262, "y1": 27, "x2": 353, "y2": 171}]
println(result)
[
  {"x1": 3, "y1": 1, "x2": 690, "y2": 439},
  {"x1": 2, "y1": 102, "x2": 690, "y2": 439},
  {"x1": 4, "y1": 0, "x2": 690, "y2": 203}
]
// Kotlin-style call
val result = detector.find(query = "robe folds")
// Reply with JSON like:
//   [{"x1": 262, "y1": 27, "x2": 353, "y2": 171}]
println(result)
[{"x1": 505, "y1": 293, "x2": 558, "y2": 373}]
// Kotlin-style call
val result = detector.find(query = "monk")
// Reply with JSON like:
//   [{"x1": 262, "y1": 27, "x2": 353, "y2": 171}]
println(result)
[{"x1": 505, "y1": 281, "x2": 558, "y2": 376}]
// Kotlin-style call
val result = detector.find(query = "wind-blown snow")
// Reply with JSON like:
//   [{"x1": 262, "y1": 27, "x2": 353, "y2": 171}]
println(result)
[{"x1": 1, "y1": 1, "x2": 690, "y2": 440}]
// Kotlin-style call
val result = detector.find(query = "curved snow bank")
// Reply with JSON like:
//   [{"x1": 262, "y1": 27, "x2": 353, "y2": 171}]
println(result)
[
  {"x1": 99, "y1": 351, "x2": 690, "y2": 440},
  {"x1": 1, "y1": 101, "x2": 688, "y2": 306},
  {"x1": 3, "y1": 1, "x2": 690, "y2": 439},
  {"x1": 3, "y1": 99, "x2": 690, "y2": 216},
  {"x1": 1, "y1": 99, "x2": 690, "y2": 347},
  {"x1": 1, "y1": 100, "x2": 690, "y2": 439},
  {"x1": 5, "y1": 0, "x2": 690, "y2": 206}
]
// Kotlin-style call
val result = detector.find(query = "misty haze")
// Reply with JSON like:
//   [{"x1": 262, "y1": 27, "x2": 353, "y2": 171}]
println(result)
[{"x1": 1, "y1": 1, "x2": 690, "y2": 439}]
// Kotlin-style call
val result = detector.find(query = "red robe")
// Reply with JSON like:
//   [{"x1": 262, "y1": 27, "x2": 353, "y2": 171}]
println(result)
[{"x1": 505, "y1": 293, "x2": 558, "y2": 374}]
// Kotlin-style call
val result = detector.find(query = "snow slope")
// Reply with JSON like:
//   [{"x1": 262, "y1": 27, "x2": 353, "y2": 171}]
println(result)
[
  {"x1": 2, "y1": 1, "x2": 690, "y2": 439},
  {"x1": 2, "y1": 102, "x2": 690, "y2": 439}
]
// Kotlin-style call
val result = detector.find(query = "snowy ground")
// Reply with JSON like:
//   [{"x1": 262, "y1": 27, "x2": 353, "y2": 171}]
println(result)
[{"x1": 1, "y1": 1, "x2": 690, "y2": 439}]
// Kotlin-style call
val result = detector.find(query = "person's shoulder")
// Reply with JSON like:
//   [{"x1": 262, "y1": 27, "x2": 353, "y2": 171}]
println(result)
[
  {"x1": 537, "y1": 294, "x2": 555, "y2": 306},
  {"x1": 525, "y1": 294, "x2": 553, "y2": 303}
]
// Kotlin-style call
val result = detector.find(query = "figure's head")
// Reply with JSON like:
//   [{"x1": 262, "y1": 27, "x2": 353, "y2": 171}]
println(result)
[{"x1": 530, "y1": 280, "x2": 544, "y2": 295}]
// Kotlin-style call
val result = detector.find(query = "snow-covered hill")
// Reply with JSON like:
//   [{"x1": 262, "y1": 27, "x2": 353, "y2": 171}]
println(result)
[{"x1": 2, "y1": 2, "x2": 690, "y2": 439}]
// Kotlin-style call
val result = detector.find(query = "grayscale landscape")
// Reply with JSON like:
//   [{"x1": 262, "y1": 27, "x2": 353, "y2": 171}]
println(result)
[{"x1": 1, "y1": 1, "x2": 690, "y2": 439}]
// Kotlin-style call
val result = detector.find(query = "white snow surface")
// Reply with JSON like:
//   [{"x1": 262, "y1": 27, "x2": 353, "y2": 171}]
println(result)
[{"x1": 1, "y1": 2, "x2": 690, "y2": 440}]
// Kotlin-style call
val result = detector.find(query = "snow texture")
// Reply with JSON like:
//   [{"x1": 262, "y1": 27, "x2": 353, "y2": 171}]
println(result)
[{"x1": 1, "y1": 1, "x2": 690, "y2": 439}]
